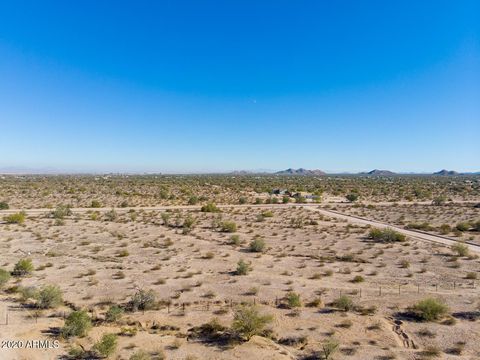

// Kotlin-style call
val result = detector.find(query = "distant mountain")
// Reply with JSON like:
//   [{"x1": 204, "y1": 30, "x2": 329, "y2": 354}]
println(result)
[
  {"x1": 275, "y1": 168, "x2": 326, "y2": 176},
  {"x1": 433, "y1": 169, "x2": 459, "y2": 176},
  {"x1": 358, "y1": 169, "x2": 396, "y2": 176}
]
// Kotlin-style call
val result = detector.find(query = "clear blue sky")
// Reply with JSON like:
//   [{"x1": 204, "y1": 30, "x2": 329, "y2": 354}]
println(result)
[{"x1": 0, "y1": 1, "x2": 479, "y2": 173}]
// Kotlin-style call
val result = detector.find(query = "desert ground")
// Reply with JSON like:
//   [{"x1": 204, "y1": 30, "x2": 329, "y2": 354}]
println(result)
[{"x1": 0, "y1": 175, "x2": 479, "y2": 360}]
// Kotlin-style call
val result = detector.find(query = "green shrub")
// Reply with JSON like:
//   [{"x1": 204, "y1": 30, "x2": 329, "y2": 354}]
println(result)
[
  {"x1": 104, "y1": 209, "x2": 118, "y2": 222},
  {"x1": 0, "y1": 201, "x2": 9, "y2": 210},
  {"x1": 232, "y1": 305, "x2": 273, "y2": 340},
  {"x1": 369, "y1": 228, "x2": 406, "y2": 242},
  {"x1": 0, "y1": 268, "x2": 11, "y2": 288},
  {"x1": 93, "y1": 333, "x2": 118, "y2": 358},
  {"x1": 249, "y1": 238, "x2": 266, "y2": 252},
  {"x1": 36, "y1": 285, "x2": 63, "y2": 309},
  {"x1": 105, "y1": 305, "x2": 124, "y2": 323},
  {"x1": 352, "y1": 275, "x2": 364, "y2": 283},
  {"x1": 411, "y1": 298, "x2": 449, "y2": 321},
  {"x1": 91, "y1": 200, "x2": 102, "y2": 208},
  {"x1": 188, "y1": 196, "x2": 199, "y2": 205},
  {"x1": 61, "y1": 310, "x2": 92, "y2": 338},
  {"x1": 236, "y1": 259, "x2": 251, "y2": 275},
  {"x1": 52, "y1": 205, "x2": 72, "y2": 219},
  {"x1": 129, "y1": 350, "x2": 151, "y2": 360},
  {"x1": 4, "y1": 212, "x2": 26, "y2": 224},
  {"x1": 220, "y1": 221, "x2": 237, "y2": 233},
  {"x1": 261, "y1": 210, "x2": 273, "y2": 218},
  {"x1": 451, "y1": 243, "x2": 469, "y2": 257},
  {"x1": 129, "y1": 289, "x2": 157, "y2": 311},
  {"x1": 13, "y1": 258, "x2": 34, "y2": 276},
  {"x1": 201, "y1": 202, "x2": 220, "y2": 212},
  {"x1": 285, "y1": 292, "x2": 302, "y2": 308},
  {"x1": 346, "y1": 193, "x2": 359, "y2": 202},
  {"x1": 332, "y1": 295, "x2": 354, "y2": 311},
  {"x1": 229, "y1": 235, "x2": 241, "y2": 245},
  {"x1": 321, "y1": 338, "x2": 339, "y2": 360},
  {"x1": 456, "y1": 222, "x2": 470, "y2": 232}
]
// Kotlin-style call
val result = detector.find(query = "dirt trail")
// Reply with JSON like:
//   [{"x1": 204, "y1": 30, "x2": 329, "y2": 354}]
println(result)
[{"x1": 384, "y1": 317, "x2": 416, "y2": 349}]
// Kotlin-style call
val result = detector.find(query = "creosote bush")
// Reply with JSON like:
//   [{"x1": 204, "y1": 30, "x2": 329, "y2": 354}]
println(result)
[
  {"x1": 129, "y1": 289, "x2": 157, "y2": 311},
  {"x1": 13, "y1": 258, "x2": 34, "y2": 276},
  {"x1": 249, "y1": 237, "x2": 266, "y2": 253},
  {"x1": 451, "y1": 243, "x2": 469, "y2": 257},
  {"x1": 36, "y1": 285, "x2": 63, "y2": 309},
  {"x1": 332, "y1": 295, "x2": 354, "y2": 312},
  {"x1": 61, "y1": 310, "x2": 92, "y2": 338},
  {"x1": 0, "y1": 268, "x2": 11, "y2": 288},
  {"x1": 411, "y1": 298, "x2": 449, "y2": 321},
  {"x1": 93, "y1": 333, "x2": 118, "y2": 358},
  {"x1": 105, "y1": 305, "x2": 124, "y2": 323},
  {"x1": 285, "y1": 292, "x2": 302, "y2": 308},
  {"x1": 232, "y1": 305, "x2": 274, "y2": 340},
  {"x1": 236, "y1": 259, "x2": 251, "y2": 275},
  {"x1": 0, "y1": 201, "x2": 10, "y2": 210},
  {"x1": 369, "y1": 227, "x2": 406, "y2": 242},
  {"x1": 220, "y1": 221, "x2": 237, "y2": 233},
  {"x1": 4, "y1": 212, "x2": 26, "y2": 224},
  {"x1": 201, "y1": 202, "x2": 220, "y2": 213}
]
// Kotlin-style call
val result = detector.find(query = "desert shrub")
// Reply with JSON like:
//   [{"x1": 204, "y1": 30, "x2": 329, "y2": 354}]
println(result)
[
  {"x1": 352, "y1": 275, "x2": 364, "y2": 283},
  {"x1": 456, "y1": 222, "x2": 470, "y2": 232},
  {"x1": 0, "y1": 201, "x2": 9, "y2": 210},
  {"x1": 285, "y1": 292, "x2": 302, "y2": 308},
  {"x1": 249, "y1": 237, "x2": 266, "y2": 252},
  {"x1": 93, "y1": 333, "x2": 118, "y2": 358},
  {"x1": 4, "y1": 212, "x2": 26, "y2": 224},
  {"x1": 282, "y1": 196, "x2": 290, "y2": 204},
  {"x1": 201, "y1": 202, "x2": 220, "y2": 212},
  {"x1": 346, "y1": 193, "x2": 359, "y2": 202},
  {"x1": 104, "y1": 209, "x2": 117, "y2": 222},
  {"x1": 332, "y1": 295, "x2": 354, "y2": 311},
  {"x1": 232, "y1": 305, "x2": 273, "y2": 340},
  {"x1": 105, "y1": 305, "x2": 124, "y2": 323},
  {"x1": 13, "y1": 258, "x2": 34, "y2": 276},
  {"x1": 411, "y1": 298, "x2": 449, "y2": 321},
  {"x1": 238, "y1": 197, "x2": 247, "y2": 204},
  {"x1": 439, "y1": 224, "x2": 451, "y2": 234},
  {"x1": 182, "y1": 215, "x2": 196, "y2": 234},
  {"x1": 52, "y1": 205, "x2": 72, "y2": 219},
  {"x1": 451, "y1": 243, "x2": 469, "y2": 257},
  {"x1": 261, "y1": 210, "x2": 273, "y2": 218},
  {"x1": 220, "y1": 221, "x2": 237, "y2": 233},
  {"x1": 61, "y1": 310, "x2": 92, "y2": 338},
  {"x1": 0, "y1": 269, "x2": 11, "y2": 288},
  {"x1": 36, "y1": 285, "x2": 63, "y2": 309},
  {"x1": 18, "y1": 286, "x2": 38, "y2": 301},
  {"x1": 236, "y1": 259, "x2": 251, "y2": 275},
  {"x1": 432, "y1": 196, "x2": 447, "y2": 206},
  {"x1": 369, "y1": 228, "x2": 406, "y2": 242},
  {"x1": 188, "y1": 196, "x2": 199, "y2": 205},
  {"x1": 129, "y1": 350, "x2": 151, "y2": 360},
  {"x1": 129, "y1": 289, "x2": 156, "y2": 311},
  {"x1": 90, "y1": 200, "x2": 102, "y2": 208},
  {"x1": 321, "y1": 338, "x2": 339, "y2": 360},
  {"x1": 229, "y1": 234, "x2": 241, "y2": 245}
]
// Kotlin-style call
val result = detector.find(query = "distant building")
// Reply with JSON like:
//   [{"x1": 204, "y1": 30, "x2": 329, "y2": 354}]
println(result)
[{"x1": 271, "y1": 189, "x2": 290, "y2": 196}]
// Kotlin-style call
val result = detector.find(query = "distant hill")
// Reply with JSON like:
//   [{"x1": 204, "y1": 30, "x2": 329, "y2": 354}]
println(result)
[
  {"x1": 275, "y1": 168, "x2": 326, "y2": 176},
  {"x1": 362, "y1": 169, "x2": 397, "y2": 176},
  {"x1": 433, "y1": 169, "x2": 459, "y2": 176}
]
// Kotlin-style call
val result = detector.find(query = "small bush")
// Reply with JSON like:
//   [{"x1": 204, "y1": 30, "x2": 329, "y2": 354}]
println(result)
[
  {"x1": 201, "y1": 203, "x2": 220, "y2": 212},
  {"x1": 456, "y1": 222, "x2": 470, "y2": 232},
  {"x1": 352, "y1": 275, "x2": 364, "y2": 283},
  {"x1": 0, "y1": 268, "x2": 11, "y2": 288},
  {"x1": 369, "y1": 228, "x2": 406, "y2": 242},
  {"x1": 232, "y1": 304, "x2": 274, "y2": 340},
  {"x1": 93, "y1": 333, "x2": 118, "y2": 358},
  {"x1": 285, "y1": 292, "x2": 301, "y2": 308},
  {"x1": 229, "y1": 235, "x2": 241, "y2": 245},
  {"x1": 0, "y1": 201, "x2": 9, "y2": 210},
  {"x1": 129, "y1": 289, "x2": 156, "y2": 311},
  {"x1": 332, "y1": 295, "x2": 354, "y2": 311},
  {"x1": 4, "y1": 212, "x2": 26, "y2": 224},
  {"x1": 61, "y1": 310, "x2": 92, "y2": 338},
  {"x1": 220, "y1": 221, "x2": 237, "y2": 233},
  {"x1": 249, "y1": 238, "x2": 266, "y2": 252},
  {"x1": 411, "y1": 298, "x2": 449, "y2": 321},
  {"x1": 91, "y1": 200, "x2": 102, "y2": 208},
  {"x1": 36, "y1": 285, "x2": 63, "y2": 309},
  {"x1": 129, "y1": 350, "x2": 151, "y2": 360},
  {"x1": 52, "y1": 205, "x2": 72, "y2": 219},
  {"x1": 105, "y1": 305, "x2": 124, "y2": 323},
  {"x1": 451, "y1": 243, "x2": 469, "y2": 257},
  {"x1": 346, "y1": 193, "x2": 359, "y2": 202},
  {"x1": 236, "y1": 259, "x2": 251, "y2": 275},
  {"x1": 13, "y1": 258, "x2": 34, "y2": 276}
]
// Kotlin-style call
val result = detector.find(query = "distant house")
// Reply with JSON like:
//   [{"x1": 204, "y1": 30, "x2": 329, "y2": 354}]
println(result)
[{"x1": 292, "y1": 192, "x2": 320, "y2": 200}]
